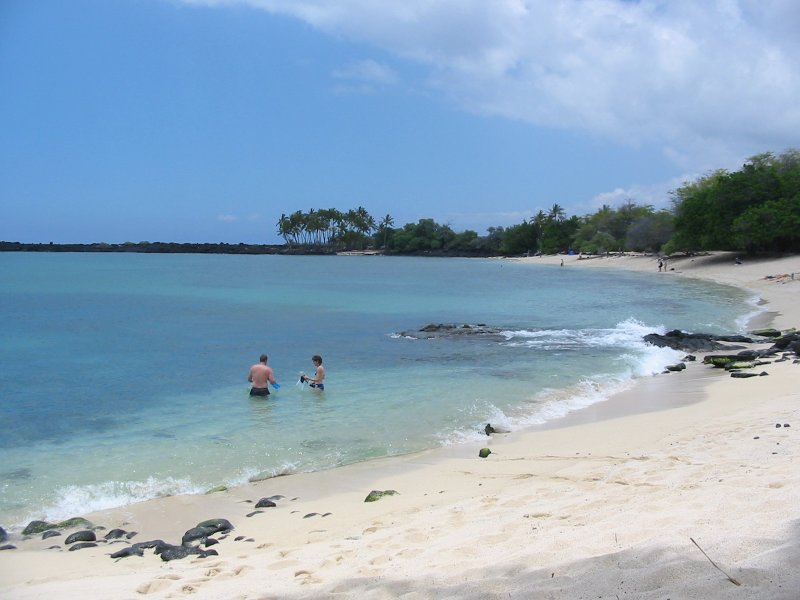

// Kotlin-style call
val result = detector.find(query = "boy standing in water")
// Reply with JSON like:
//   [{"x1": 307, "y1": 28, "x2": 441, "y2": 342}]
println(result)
[
  {"x1": 248, "y1": 354, "x2": 276, "y2": 396},
  {"x1": 304, "y1": 355, "x2": 325, "y2": 391}
]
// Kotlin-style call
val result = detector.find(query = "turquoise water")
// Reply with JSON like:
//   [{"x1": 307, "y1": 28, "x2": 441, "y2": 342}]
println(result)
[{"x1": 0, "y1": 253, "x2": 753, "y2": 528}]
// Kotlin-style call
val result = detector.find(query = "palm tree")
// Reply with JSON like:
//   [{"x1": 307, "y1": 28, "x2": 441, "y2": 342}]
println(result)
[
  {"x1": 549, "y1": 203, "x2": 566, "y2": 222},
  {"x1": 378, "y1": 214, "x2": 394, "y2": 249}
]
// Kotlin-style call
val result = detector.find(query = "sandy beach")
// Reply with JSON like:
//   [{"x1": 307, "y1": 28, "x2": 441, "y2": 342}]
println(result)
[{"x1": 1, "y1": 252, "x2": 798, "y2": 599}]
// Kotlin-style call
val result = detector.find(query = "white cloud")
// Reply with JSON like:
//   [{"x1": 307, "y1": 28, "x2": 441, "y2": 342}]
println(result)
[
  {"x1": 333, "y1": 58, "x2": 398, "y2": 86},
  {"x1": 217, "y1": 214, "x2": 238, "y2": 222},
  {"x1": 183, "y1": 0, "x2": 800, "y2": 171}
]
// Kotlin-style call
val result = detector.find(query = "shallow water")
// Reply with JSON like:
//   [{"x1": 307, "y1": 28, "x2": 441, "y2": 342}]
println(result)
[{"x1": 0, "y1": 253, "x2": 753, "y2": 527}]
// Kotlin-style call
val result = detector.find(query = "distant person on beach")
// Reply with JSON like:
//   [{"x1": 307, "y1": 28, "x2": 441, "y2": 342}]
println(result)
[
  {"x1": 301, "y1": 355, "x2": 325, "y2": 391},
  {"x1": 248, "y1": 354, "x2": 276, "y2": 396},
  {"x1": 658, "y1": 259, "x2": 663, "y2": 272}
]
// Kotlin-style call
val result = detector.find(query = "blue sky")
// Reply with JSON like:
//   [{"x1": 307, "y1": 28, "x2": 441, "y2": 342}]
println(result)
[{"x1": 2, "y1": 0, "x2": 798, "y2": 244}]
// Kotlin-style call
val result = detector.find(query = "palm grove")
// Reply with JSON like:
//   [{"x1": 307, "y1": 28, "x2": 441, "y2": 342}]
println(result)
[{"x1": 276, "y1": 150, "x2": 800, "y2": 256}]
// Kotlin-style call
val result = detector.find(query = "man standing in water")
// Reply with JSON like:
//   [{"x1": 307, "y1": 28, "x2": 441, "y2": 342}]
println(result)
[
  {"x1": 303, "y1": 355, "x2": 325, "y2": 391},
  {"x1": 248, "y1": 354, "x2": 276, "y2": 396}
]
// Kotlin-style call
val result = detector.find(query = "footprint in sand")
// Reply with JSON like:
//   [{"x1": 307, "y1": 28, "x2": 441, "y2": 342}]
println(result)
[
  {"x1": 268, "y1": 559, "x2": 302, "y2": 570},
  {"x1": 294, "y1": 569, "x2": 322, "y2": 585},
  {"x1": 136, "y1": 575, "x2": 181, "y2": 595},
  {"x1": 404, "y1": 530, "x2": 428, "y2": 543}
]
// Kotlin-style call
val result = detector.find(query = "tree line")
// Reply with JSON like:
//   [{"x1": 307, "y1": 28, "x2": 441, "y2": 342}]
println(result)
[{"x1": 277, "y1": 149, "x2": 799, "y2": 256}]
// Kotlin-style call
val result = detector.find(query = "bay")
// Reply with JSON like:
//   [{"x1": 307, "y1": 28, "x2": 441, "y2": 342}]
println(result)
[{"x1": 0, "y1": 253, "x2": 753, "y2": 527}]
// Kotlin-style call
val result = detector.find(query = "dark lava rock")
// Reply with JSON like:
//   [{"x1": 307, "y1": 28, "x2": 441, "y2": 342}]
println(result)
[
  {"x1": 364, "y1": 489, "x2": 399, "y2": 502},
  {"x1": 158, "y1": 544, "x2": 218, "y2": 561},
  {"x1": 182, "y1": 526, "x2": 217, "y2": 546},
  {"x1": 749, "y1": 328, "x2": 782, "y2": 338},
  {"x1": 484, "y1": 423, "x2": 510, "y2": 435},
  {"x1": 68, "y1": 542, "x2": 98, "y2": 551},
  {"x1": 56, "y1": 517, "x2": 93, "y2": 530},
  {"x1": 400, "y1": 323, "x2": 506, "y2": 340},
  {"x1": 195, "y1": 518, "x2": 234, "y2": 535},
  {"x1": 643, "y1": 330, "x2": 751, "y2": 352},
  {"x1": 770, "y1": 332, "x2": 800, "y2": 351},
  {"x1": 159, "y1": 544, "x2": 193, "y2": 562},
  {"x1": 731, "y1": 371, "x2": 759, "y2": 378},
  {"x1": 255, "y1": 498, "x2": 277, "y2": 508},
  {"x1": 0, "y1": 527, "x2": 7, "y2": 543},
  {"x1": 22, "y1": 520, "x2": 55, "y2": 536},
  {"x1": 0, "y1": 544, "x2": 17, "y2": 551},
  {"x1": 103, "y1": 528, "x2": 127, "y2": 540},
  {"x1": 65, "y1": 530, "x2": 97, "y2": 545},
  {"x1": 135, "y1": 539, "x2": 167, "y2": 550},
  {"x1": 110, "y1": 545, "x2": 144, "y2": 559},
  {"x1": 42, "y1": 530, "x2": 61, "y2": 540},
  {"x1": 666, "y1": 362, "x2": 687, "y2": 372}
]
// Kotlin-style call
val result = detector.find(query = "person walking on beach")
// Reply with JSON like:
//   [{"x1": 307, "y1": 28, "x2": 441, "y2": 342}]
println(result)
[
  {"x1": 301, "y1": 355, "x2": 325, "y2": 391},
  {"x1": 248, "y1": 354, "x2": 276, "y2": 396}
]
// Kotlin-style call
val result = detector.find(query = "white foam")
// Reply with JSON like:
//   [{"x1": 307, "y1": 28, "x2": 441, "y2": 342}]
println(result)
[{"x1": 26, "y1": 476, "x2": 204, "y2": 526}]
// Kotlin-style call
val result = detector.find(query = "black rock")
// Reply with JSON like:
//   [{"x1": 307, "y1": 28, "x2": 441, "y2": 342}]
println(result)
[
  {"x1": 731, "y1": 371, "x2": 759, "y2": 378},
  {"x1": 110, "y1": 545, "x2": 144, "y2": 559},
  {"x1": 749, "y1": 328, "x2": 782, "y2": 338},
  {"x1": 255, "y1": 498, "x2": 277, "y2": 508},
  {"x1": 666, "y1": 363, "x2": 686, "y2": 372},
  {"x1": 182, "y1": 526, "x2": 217, "y2": 546},
  {"x1": 400, "y1": 323, "x2": 505, "y2": 340},
  {"x1": 103, "y1": 528, "x2": 127, "y2": 540},
  {"x1": 0, "y1": 527, "x2": 7, "y2": 544},
  {"x1": 204, "y1": 538, "x2": 219, "y2": 547},
  {"x1": 65, "y1": 530, "x2": 97, "y2": 544},
  {"x1": 159, "y1": 544, "x2": 193, "y2": 561},
  {"x1": 0, "y1": 544, "x2": 17, "y2": 551},
  {"x1": 157, "y1": 543, "x2": 217, "y2": 561},
  {"x1": 644, "y1": 330, "x2": 747, "y2": 352},
  {"x1": 68, "y1": 542, "x2": 98, "y2": 551},
  {"x1": 42, "y1": 530, "x2": 61, "y2": 540},
  {"x1": 22, "y1": 520, "x2": 55, "y2": 536},
  {"x1": 135, "y1": 539, "x2": 167, "y2": 550},
  {"x1": 195, "y1": 518, "x2": 234, "y2": 535}
]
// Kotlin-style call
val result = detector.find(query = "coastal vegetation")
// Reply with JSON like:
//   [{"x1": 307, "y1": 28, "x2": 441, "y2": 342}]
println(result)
[
  {"x1": 3, "y1": 150, "x2": 798, "y2": 257},
  {"x1": 270, "y1": 149, "x2": 798, "y2": 257}
]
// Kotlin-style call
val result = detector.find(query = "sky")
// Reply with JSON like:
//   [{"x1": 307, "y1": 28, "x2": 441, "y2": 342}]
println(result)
[{"x1": 1, "y1": 0, "x2": 798, "y2": 244}]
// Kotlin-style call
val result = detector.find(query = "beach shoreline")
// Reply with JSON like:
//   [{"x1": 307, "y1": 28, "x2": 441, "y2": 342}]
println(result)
[{"x1": 1, "y1": 252, "x2": 798, "y2": 599}]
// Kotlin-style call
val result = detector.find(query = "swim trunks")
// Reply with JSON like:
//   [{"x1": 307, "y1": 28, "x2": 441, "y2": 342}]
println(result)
[
  {"x1": 249, "y1": 387, "x2": 270, "y2": 396},
  {"x1": 309, "y1": 383, "x2": 324, "y2": 390}
]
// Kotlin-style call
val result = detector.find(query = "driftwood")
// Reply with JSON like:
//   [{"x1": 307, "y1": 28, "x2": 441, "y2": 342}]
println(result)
[{"x1": 690, "y1": 537, "x2": 741, "y2": 586}]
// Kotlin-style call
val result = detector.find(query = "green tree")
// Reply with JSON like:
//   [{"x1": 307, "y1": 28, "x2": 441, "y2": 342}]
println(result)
[{"x1": 499, "y1": 221, "x2": 536, "y2": 255}]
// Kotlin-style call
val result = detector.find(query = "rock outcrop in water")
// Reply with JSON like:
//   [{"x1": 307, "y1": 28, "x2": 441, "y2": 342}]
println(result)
[{"x1": 399, "y1": 323, "x2": 507, "y2": 340}]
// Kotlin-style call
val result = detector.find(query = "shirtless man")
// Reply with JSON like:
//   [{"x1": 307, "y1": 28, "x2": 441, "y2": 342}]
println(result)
[
  {"x1": 304, "y1": 355, "x2": 325, "y2": 391},
  {"x1": 248, "y1": 354, "x2": 276, "y2": 396}
]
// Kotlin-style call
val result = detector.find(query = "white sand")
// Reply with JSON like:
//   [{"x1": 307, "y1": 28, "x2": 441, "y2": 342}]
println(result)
[{"x1": 1, "y1": 252, "x2": 798, "y2": 599}]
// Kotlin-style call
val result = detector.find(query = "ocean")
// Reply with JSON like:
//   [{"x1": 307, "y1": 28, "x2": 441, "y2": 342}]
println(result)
[{"x1": 0, "y1": 252, "x2": 755, "y2": 529}]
